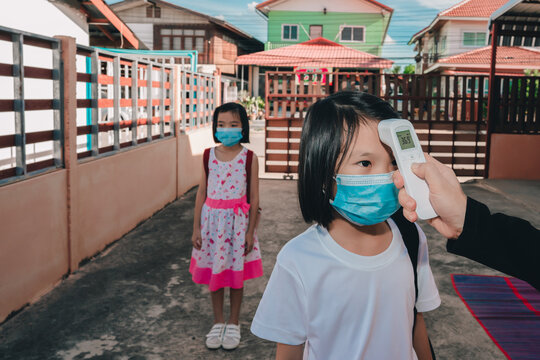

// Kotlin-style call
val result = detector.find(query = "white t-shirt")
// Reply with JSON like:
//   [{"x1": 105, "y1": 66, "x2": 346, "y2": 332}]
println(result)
[{"x1": 251, "y1": 219, "x2": 440, "y2": 360}]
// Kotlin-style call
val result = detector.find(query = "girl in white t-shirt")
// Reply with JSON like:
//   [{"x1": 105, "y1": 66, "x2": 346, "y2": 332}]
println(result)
[{"x1": 251, "y1": 91, "x2": 440, "y2": 360}]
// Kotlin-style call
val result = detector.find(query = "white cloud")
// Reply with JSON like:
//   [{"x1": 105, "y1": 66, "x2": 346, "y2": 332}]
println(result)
[
  {"x1": 215, "y1": 14, "x2": 226, "y2": 20},
  {"x1": 247, "y1": 1, "x2": 259, "y2": 12},
  {"x1": 384, "y1": 34, "x2": 396, "y2": 45},
  {"x1": 415, "y1": 0, "x2": 459, "y2": 10}
]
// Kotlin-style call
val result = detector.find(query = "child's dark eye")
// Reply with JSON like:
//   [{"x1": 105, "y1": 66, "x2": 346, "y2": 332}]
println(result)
[
  {"x1": 391, "y1": 159, "x2": 397, "y2": 166},
  {"x1": 358, "y1": 160, "x2": 371, "y2": 167}
]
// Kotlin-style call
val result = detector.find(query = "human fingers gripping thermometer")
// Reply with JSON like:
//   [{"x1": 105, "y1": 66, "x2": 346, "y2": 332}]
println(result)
[{"x1": 378, "y1": 119, "x2": 437, "y2": 220}]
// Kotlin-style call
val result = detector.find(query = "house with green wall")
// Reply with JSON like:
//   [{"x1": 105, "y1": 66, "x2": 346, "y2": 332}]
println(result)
[{"x1": 255, "y1": 0, "x2": 393, "y2": 56}]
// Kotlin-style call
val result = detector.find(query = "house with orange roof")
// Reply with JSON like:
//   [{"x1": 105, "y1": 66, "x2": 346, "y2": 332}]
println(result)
[
  {"x1": 425, "y1": 46, "x2": 540, "y2": 76},
  {"x1": 240, "y1": 0, "x2": 395, "y2": 97},
  {"x1": 235, "y1": 37, "x2": 393, "y2": 97},
  {"x1": 236, "y1": 37, "x2": 393, "y2": 69},
  {"x1": 110, "y1": 0, "x2": 263, "y2": 76},
  {"x1": 408, "y1": 0, "x2": 510, "y2": 74},
  {"x1": 256, "y1": 0, "x2": 393, "y2": 57}
]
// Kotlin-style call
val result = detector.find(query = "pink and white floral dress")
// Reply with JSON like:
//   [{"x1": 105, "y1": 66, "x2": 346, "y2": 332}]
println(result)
[{"x1": 189, "y1": 146, "x2": 263, "y2": 291}]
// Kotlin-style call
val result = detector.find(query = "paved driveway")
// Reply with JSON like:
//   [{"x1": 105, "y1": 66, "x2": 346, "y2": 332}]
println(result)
[{"x1": 0, "y1": 177, "x2": 538, "y2": 359}]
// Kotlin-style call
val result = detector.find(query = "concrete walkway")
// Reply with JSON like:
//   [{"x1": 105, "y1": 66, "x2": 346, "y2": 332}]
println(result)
[{"x1": 0, "y1": 178, "x2": 538, "y2": 360}]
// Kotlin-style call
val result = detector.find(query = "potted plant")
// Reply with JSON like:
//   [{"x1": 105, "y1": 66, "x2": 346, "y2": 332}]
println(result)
[{"x1": 239, "y1": 91, "x2": 265, "y2": 121}]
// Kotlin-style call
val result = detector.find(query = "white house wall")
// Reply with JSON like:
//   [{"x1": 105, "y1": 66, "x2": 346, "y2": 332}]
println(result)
[
  {"x1": 127, "y1": 23, "x2": 154, "y2": 49},
  {"x1": 442, "y1": 20, "x2": 488, "y2": 56},
  {"x1": 0, "y1": 0, "x2": 90, "y2": 168},
  {"x1": 0, "y1": 0, "x2": 89, "y2": 45},
  {"x1": 269, "y1": 0, "x2": 384, "y2": 13}
]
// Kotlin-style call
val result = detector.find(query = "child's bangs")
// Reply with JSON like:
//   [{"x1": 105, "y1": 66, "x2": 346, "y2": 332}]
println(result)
[{"x1": 335, "y1": 107, "x2": 373, "y2": 173}]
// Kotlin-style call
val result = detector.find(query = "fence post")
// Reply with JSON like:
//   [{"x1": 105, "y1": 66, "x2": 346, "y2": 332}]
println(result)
[
  {"x1": 113, "y1": 57, "x2": 120, "y2": 150},
  {"x1": 169, "y1": 66, "x2": 175, "y2": 137},
  {"x1": 52, "y1": 40, "x2": 63, "y2": 168},
  {"x1": 146, "y1": 63, "x2": 153, "y2": 142},
  {"x1": 485, "y1": 22, "x2": 499, "y2": 178},
  {"x1": 160, "y1": 67, "x2": 165, "y2": 138},
  {"x1": 173, "y1": 65, "x2": 181, "y2": 133},
  {"x1": 190, "y1": 72, "x2": 195, "y2": 128},
  {"x1": 56, "y1": 36, "x2": 78, "y2": 271},
  {"x1": 131, "y1": 60, "x2": 138, "y2": 146},
  {"x1": 12, "y1": 33, "x2": 26, "y2": 176},
  {"x1": 214, "y1": 69, "x2": 222, "y2": 107},
  {"x1": 90, "y1": 51, "x2": 99, "y2": 156},
  {"x1": 181, "y1": 68, "x2": 187, "y2": 131},
  {"x1": 173, "y1": 65, "x2": 180, "y2": 198}
]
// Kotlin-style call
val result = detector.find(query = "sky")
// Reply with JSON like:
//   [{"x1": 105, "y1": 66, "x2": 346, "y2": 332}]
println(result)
[{"x1": 108, "y1": 0, "x2": 463, "y2": 67}]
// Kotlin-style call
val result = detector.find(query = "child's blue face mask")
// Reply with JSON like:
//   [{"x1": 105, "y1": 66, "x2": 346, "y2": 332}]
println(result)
[
  {"x1": 330, "y1": 172, "x2": 400, "y2": 226},
  {"x1": 215, "y1": 127, "x2": 243, "y2": 147}
]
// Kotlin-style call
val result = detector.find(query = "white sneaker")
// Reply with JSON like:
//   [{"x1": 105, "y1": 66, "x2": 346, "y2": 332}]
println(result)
[
  {"x1": 222, "y1": 323, "x2": 241, "y2": 350},
  {"x1": 205, "y1": 323, "x2": 225, "y2": 349}
]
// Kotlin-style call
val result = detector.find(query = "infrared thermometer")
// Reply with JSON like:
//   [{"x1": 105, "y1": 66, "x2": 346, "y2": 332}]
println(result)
[{"x1": 378, "y1": 119, "x2": 437, "y2": 220}]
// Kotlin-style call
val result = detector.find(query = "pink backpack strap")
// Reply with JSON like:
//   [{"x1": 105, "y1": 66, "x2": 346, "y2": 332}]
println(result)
[
  {"x1": 246, "y1": 149, "x2": 253, "y2": 204},
  {"x1": 203, "y1": 148, "x2": 211, "y2": 190}
]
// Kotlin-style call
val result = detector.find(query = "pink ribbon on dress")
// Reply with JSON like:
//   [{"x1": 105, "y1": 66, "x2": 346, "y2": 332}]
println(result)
[
  {"x1": 234, "y1": 202, "x2": 251, "y2": 216},
  {"x1": 205, "y1": 195, "x2": 250, "y2": 217}
]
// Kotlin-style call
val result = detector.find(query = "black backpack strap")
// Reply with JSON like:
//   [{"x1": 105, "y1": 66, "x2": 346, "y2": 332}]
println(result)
[
  {"x1": 391, "y1": 208, "x2": 419, "y2": 303},
  {"x1": 203, "y1": 148, "x2": 210, "y2": 191},
  {"x1": 391, "y1": 208, "x2": 436, "y2": 359},
  {"x1": 246, "y1": 149, "x2": 253, "y2": 204}
]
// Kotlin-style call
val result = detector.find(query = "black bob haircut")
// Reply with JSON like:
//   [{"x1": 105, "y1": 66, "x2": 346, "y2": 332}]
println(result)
[
  {"x1": 297, "y1": 91, "x2": 399, "y2": 228},
  {"x1": 212, "y1": 102, "x2": 250, "y2": 143}
]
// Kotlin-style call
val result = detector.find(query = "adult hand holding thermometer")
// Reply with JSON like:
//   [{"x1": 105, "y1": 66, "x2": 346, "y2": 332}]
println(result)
[{"x1": 378, "y1": 119, "x2": 437, "y2": 220}]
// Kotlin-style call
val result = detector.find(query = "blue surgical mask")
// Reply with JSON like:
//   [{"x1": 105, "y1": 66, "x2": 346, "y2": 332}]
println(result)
[
  {"x1": 215, "y1": 127, "x2": 243, "y2": 147},
  {"x1": 330, "y1": 172, "x2": 399, "y2": 226}
]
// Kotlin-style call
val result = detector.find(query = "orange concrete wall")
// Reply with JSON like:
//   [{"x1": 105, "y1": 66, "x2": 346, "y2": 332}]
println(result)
[
  {"x1": 0, "y1": 171, "x2": 69, "y2": 322},
  {"x1": 72, "y1": 139, "x2": 177, "y2": 267},
  {"x1": 0, "y1": 129, "x2": 216, "y2": 323},
  {"x1": 489, "y1": 134, "x2": 540, "y2": 179}
]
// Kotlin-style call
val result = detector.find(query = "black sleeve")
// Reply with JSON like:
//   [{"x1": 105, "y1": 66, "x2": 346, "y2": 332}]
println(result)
[{"x1": 446, "y1": 197, "x2": 540, "y2": 290}]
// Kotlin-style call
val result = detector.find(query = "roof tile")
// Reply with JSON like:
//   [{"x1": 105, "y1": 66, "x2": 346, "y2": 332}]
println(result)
[
  {"x1": 235, "y1": 37, "x2": 393, "y2": 69},
  {"x1": 439, "y1": 0, "x2": 508, "y2": 18},
  {"x1": 437, "y1": 46, "x2": 540, "y2": 66}
]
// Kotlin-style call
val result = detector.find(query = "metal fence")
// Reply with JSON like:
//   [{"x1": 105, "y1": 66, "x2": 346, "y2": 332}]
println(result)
[
  {"x1": 265, "y1": 71, "x2": 488, "y2": 177},
  {"x1": 179, "y1": 68, "x2": 219, "y2": 130},
  {"x1": 0, "y1": 26, "x2": 63, "y2": 181},
  {"x1": 491, "y1": 75, "x2": 539, "y2": 134},
  {"x1": 0, "y1": 26, "x2": 221, "y2": 184},
  {"x1": 75, "y1": 45, "x2": 175, "y2": 160}
]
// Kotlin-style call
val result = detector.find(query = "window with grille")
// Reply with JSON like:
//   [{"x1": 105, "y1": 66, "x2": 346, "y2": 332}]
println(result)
[
  {"x1": 463, "y1": 32, "x2": 486, "y2": 46},
  {"x1": 159, "y1": 28, "x2": 206, "y2": 54},
  {"x1": 282, "y1": 24, "x2": 298, "y2": 41},
  {"x1": 146, "y1": 6, "x2": 161, "y2": 18},
  {"x1": 340, "y1": 26, "x2": 365, "y2": 42},
  {"x1": 440, "y1": 36, "x2": 447, "y2": 52}
]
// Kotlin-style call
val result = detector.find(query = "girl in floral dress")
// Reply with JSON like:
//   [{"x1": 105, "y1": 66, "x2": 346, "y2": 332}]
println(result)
[{"x1": 190, "y1": 102, "x2": 263, "y2": 350}]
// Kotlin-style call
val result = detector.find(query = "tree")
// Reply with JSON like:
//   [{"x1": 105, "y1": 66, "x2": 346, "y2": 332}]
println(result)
[
  {"x1": 391, "y1": 65, "x2": 401, "y2": 74},
  {"x1": 404, "y1": 64, "x2": 416, "y2": 74}
]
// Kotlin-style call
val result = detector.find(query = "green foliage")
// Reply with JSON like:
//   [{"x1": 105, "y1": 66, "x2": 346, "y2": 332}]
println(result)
[
  {"x1": 391, "y1": 65, "x2": 401, "y2": 74},
  {"x1": 403, "y1": 64, "x2": 416, "y2": 74},
  {"x1": 524, "y1": 69, "x2": 540, "y2": 77},
  {"x1": 510, "y1": 71, "x2": 539, "y2": 102}
]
